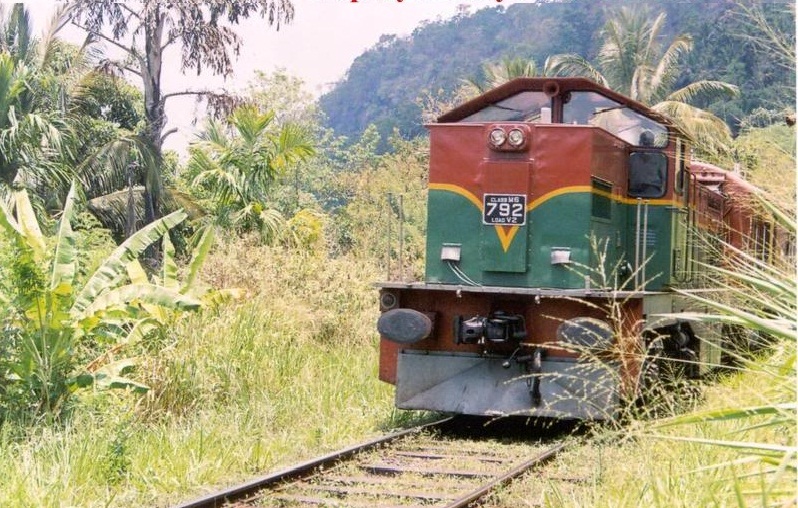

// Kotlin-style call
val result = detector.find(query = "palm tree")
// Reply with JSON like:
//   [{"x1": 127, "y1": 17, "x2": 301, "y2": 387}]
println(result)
[
  {"x1": 69, "y1": 1, "x2": 296, "y2": 228},
  {"x1": 464, "y1": 56, "x2": 552, "y2": 95},
  {"x1": 0, "y1": 4, "x2": 192, "y2": 243},
  {"x1": 0, "y1": 4, "x2": 69, "y2": 192},
  {"x1": 0, "y1": 4, "x2": 128, "y2": 203},
  {"x1": 187, "y1": 105, "x2": 314, "y2": 240},
  {"x1": 548, "y1": 7, "x2": 739, "y2": 154}
]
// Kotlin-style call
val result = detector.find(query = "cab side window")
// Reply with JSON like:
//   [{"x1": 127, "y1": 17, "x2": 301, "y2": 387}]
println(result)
[
  {"x1": 563, "y1": 91, "x2": 668, "y2": 147},
  {"x1": 628, "y1": 152, "x2": 667, "y2": 198}
]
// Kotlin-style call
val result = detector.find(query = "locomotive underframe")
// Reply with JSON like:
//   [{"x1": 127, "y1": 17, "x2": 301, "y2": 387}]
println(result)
[
  {"x1": 377, "y1": 282, "x2": 699, "y2": 419},
  {"x1": 395, "y1": 351, "x2": 619, "y2": 419}
]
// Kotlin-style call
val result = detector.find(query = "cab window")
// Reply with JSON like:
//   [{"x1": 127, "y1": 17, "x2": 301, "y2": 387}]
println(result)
[
  {"x1": 460, "y1": 91, "x2": 551, "y2": 123},
  {"x1": 563, "y1": 91, "x2": 668, "y2": 148},
  {"x1": 674, "y1": 138, "x2": 686, "y2": 195},
  {"x1": 628, "y1": 152, "x2": 667, "y2": 198}
]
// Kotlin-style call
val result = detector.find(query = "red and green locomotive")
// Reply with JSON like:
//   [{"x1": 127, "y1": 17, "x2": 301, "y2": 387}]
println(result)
[{"x1": 376, "y1": 78, "x2": 779, "y2": 420}]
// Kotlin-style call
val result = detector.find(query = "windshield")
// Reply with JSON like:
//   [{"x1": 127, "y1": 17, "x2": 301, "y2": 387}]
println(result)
[
  {"x1": 461, "y1": 91, "x2": 551, "y2": 123},
  {"x1": 563, "y1": 91, "x2": 668, "y2": 147}
]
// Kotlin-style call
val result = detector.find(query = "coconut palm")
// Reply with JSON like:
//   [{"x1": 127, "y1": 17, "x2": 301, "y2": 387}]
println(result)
[
  {"x1": 548, "y1": 7, "x2": 739, "y2": 153},
  {"x1": 0, "y1": 4, "x2": 70, "y2": 192},
  {"x1": 0, "y1": 52, "x2": 66, "y2": 189},
  {"x1": 0, "y1": 4, "x2": 113, "y2": 200},
  {"x1": 68, "y1": 0, "x2": 296, "y2": 227},
  {"x1": 187, "y1": 105, "x2": 314, "y2": 240},
  {"x1": 0, "y1": 4, "x2": 167, "y2": 235},
  {"x1": 464, "y1": 56, "x2": 553, "y2": 95}
]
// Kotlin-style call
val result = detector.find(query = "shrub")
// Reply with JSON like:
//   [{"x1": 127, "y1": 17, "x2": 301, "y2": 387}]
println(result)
[{"x1": 0, "y1": 184, "x2": 204, "y2": 423}]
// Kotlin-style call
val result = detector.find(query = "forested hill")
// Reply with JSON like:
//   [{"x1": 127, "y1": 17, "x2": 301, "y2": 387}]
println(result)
[{"x1": 318, "y1": 0, "x2": 795, "y2": 149}]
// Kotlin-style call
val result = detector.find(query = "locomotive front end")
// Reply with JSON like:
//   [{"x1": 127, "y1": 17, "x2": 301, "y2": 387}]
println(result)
[{"x1": 377, "y1": 78, "x2": 695, "y2": 420}]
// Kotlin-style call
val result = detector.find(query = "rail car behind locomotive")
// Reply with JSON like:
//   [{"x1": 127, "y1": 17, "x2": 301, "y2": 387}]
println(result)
[{"x1": 376, "y1": 78, "x2": 781, "y2": 420}]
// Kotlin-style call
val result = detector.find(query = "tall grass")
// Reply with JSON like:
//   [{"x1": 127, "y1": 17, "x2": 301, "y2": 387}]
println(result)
[
  {"x1": 643, "y1": 195, "x2": 797, "y2": 506},
  {"x1": 490, "y1": 194, "x2": 797, "y2": 507},
  {"x1": 0, "y1": 234, "x2": 402, "y2": 507},
  {"x1": 492, "y1": 339, "x2": 795, "y2": 508}
]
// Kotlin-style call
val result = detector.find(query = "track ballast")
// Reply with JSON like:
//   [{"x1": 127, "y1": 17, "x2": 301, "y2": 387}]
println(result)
[{"x1": 175, "y1": 417, "x2": 568, "y2": 508}]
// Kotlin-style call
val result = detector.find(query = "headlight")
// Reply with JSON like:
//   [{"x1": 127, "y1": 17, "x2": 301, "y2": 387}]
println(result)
[
  {"x1": 488, "y1": 127, "x2": 507, "y2": 147},
  {"x1": 508, "y1": 128, "x2": 525, "y2": 147},
  {"x1": 486, "y1": 124, "x2": 530, "y2": 152},
  {"x1": 379, "y1": 291, "x2": 398, "y2": 310}
]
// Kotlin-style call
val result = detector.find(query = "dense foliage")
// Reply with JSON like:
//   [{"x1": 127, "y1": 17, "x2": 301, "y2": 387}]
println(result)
[
  {"x1": 185, "y1": 104, "x2": 316, "y2": 244},
  {"x1": 68, "y1": 0, "x2": 297, "y2": 223},
  {"x1": 319, "y1": 1, "x2": 795, "y2": 149},
  {"x1": 0, "y1": 184, "x2": 205, "y2": 423},
  {"x1": 548, "y1": 7, "x2": 740, "y2": 155}
]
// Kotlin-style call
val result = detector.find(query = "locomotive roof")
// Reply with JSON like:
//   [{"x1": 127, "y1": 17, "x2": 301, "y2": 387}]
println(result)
[{"x1": 437, "y1": 77, "x2": 680, "y2": 133}]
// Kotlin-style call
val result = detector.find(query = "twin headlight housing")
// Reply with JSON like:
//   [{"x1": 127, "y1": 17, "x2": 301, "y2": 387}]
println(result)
[{"x1": 487, "y1": 125, "x2": 530, "y2": 151}]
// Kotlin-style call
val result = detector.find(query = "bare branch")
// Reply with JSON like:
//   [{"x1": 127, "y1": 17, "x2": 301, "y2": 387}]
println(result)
[
  {"x1": 161, "y1": 89, "x2": 244, "y2": 120},
  {"x1": 95, "y1": 58, "x2": 142, "y2": 78},
  {"x1": 162, "y1": 90, "x2": 212, "y2": 101},
  {"x1": 160, "y1": 32, "x2": 179, "y2": 52},
  {"x1": 70, "y1": 20, "x2": 137, "y2": 62},
  {"x1": 160, "y1": 127, "x2": 178, "y2": 143},
  {"x1": 118, "y1": 3, "x2": 140, "y2": 21}
]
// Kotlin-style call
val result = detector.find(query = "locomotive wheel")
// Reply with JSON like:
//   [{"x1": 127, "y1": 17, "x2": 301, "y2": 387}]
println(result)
[
  {"x1": 720, "y1": 324, "x2": 767, "y2": 367},
  {"x1": 660, "y1": 323, "x2": 700, "y2": 380},
  {"x1": 635, "y1": 327, "x2": 701, "y2": 416},
  {"x1": 635, "y1": 354, "x2": 662, "y2": 407},
  {"x1": 635, "y1": 355, "x2": 701, "y2": 417},
  {"x1": 634, "y1": 333, "x2": 668, "y2": 412}
]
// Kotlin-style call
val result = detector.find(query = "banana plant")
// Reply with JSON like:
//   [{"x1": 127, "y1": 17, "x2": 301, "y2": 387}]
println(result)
[
  {"x1": 122, "y1": 223, "x2": 241, "y2": 343},
  {"x1": 0, "y1": 182, "x2": 204, "y2": 419}
]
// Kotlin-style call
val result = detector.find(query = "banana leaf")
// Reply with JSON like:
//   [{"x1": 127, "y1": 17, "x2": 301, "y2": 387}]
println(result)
[{"x1": 71, "y1": 209, "x2": 187, "y2": 315}]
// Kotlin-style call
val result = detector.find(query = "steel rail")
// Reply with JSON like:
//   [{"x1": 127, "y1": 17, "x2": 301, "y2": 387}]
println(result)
[
  {"x1": 173, "y1": 417, "x2": 453, "y2": 508},
  {"x1": 443, "y1": 442, "x2": 566, "y2": 507}
]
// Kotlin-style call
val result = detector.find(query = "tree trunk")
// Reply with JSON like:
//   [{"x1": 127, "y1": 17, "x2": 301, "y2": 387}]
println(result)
[{"x1": 141, "y1": 2, "x2": 166, "y2": 225}]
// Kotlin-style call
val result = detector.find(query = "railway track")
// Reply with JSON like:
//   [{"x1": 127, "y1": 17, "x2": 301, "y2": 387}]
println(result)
[{"x1": 175, "y1": 417, "x2": 568, "y2": 508}]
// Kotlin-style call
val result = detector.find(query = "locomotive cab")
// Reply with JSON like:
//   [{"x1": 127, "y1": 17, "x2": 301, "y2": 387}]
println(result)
[
  {"x1": 426, "y1": 78, "x2": 681, "y2": 292},
  {"x1": 376, "y1": 78, "x2": 707, "y2": 420}
]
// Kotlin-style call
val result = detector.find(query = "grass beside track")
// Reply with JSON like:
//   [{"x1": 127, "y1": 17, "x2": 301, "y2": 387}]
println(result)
[
  {"x1": 0, "y1": 239, "x2": 404, "y2": 507},
  {"x1": 0, "y1": 235, "x2": 794, "y2": 507},
  {"x1": 483, "y1": 342, "x2": 797, "y2": 507}
]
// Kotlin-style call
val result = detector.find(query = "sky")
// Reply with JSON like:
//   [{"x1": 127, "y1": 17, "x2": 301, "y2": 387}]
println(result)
[{"x1": 26, "y1": 0, "x2": 521, "y2": 155}]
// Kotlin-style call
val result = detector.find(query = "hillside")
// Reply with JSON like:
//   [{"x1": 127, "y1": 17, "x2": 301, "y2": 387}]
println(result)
[{"x1": 319, "y1": 1, "x2": 795, "y2": 149}]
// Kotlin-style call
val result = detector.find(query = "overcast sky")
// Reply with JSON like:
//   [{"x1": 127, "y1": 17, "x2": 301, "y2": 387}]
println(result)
[{"x1": 27, "y1": 0, "x2": 520, "y2": 153}]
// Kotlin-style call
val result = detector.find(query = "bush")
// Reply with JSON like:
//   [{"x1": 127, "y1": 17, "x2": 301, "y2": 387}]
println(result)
[{"x1": 0, "y1": 185, "x2": 204, "y2": 423}]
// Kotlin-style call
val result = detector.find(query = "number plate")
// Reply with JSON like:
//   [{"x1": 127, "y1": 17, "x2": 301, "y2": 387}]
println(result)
[{"x1": 483, "y1": 194, "x2": 527, "y2": 225}]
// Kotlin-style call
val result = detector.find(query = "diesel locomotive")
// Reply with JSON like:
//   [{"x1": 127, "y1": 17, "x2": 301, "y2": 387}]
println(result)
[{"x1": 376, "y1": 77, "x2": 784, "y2": 420}]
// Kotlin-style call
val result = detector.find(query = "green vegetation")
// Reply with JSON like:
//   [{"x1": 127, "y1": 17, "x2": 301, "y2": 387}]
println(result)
[
  {"x1": 0, "y1": 183, "x2": 205, "y2": 424},
  {"x1": 0, "y1": 1, "x2": 793, "y2": 506},
  {"x1": 0, "y1": 241, "x2": 398, "y2": 506},
  {"x1": 487, "y1": 339, "x2": 794, "y2": 506},
  {"x1": 463, "y1": 56, "x2": 553, "y2": 95},
  {"x1": 488, "y1": 236, "x2": 796, "y2": 506},
  {"x1": 68, "y1": 0, "x2": 296, "y2": 224},
  {"x1": 186, "y1": 104, "x2": 316, "y2": 244},
  {"x1": 0, "y1": 60, "x2": 430, "y2": 502},
  {"x1": 548, "y1": 7, "x2": 739, "y2": 155},
  {"x1": 320, "y1": 1, "x2": 794, "y2": 148}
]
